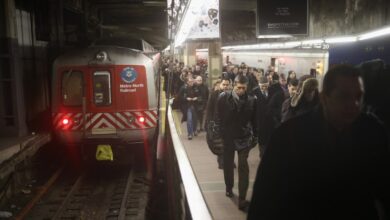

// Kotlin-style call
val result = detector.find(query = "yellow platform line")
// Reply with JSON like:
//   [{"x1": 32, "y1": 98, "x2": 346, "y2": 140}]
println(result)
[
  {"x1": 158, "y1": 76, "x2": 182, "y2": 135},
  {"x1": 172, "y1": 110, "x2": 182, "y2": 135}
]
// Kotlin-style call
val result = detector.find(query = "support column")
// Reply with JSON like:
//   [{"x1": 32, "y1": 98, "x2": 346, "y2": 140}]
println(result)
[
  {"x1": 207, "y1": 40, "x2": 222, "y2": 89},
  {"x1": 1, "y1": 0, "x2": 27, "y2": 137},
  {"x1": 183, "y1": 42, "x2": 197, "y2": 67}
]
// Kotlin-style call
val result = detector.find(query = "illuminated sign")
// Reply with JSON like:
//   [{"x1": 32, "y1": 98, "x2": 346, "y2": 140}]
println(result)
[{"x1": 257, "y1": 0, "x2": 308, "y2": 38}]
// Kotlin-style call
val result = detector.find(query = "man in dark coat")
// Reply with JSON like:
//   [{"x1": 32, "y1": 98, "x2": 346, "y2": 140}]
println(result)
[
  {"x1": 216, "y1": 75, "x2": 258, "y2": 211},
  {"x1": 251, "y1": 76, "x2": 270, "y2": 158},
  {"x1": 248, "y1": 65, "x2": 390, "y2": 220},
  {"x1": 194, "y1": 75, "x2": 209, "y2": 132},
  {"x1": 262, "y1": 74, "x2": 286, "y2": 153},
  {"x1": 205, "y1": 76, "x2": 231, "y2": 169}
]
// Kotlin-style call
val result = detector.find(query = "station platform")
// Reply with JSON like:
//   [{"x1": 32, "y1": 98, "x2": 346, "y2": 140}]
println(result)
[
  {"x1": 0, "y1": 133, "x2": 51, "y2": 178},
  {"x1": 171, "y1": 109, "x2": 261, "y2": 220}
]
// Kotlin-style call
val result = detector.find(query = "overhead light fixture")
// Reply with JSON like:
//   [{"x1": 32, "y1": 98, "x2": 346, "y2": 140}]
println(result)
[
  {"x1": 302, "y1": 39, "x2": 323, "y2": 45},
  {"x1": 257, "y1": 34, "x2": 293, "y2": 39},
  {"x1": 325, "y1": 36, "x2": 357, "y2": 43},
  {"x1": 268, "y1": 43, "x2": 284, "y2": 48},
  {"x1": 196, "y1": 48, "x2": 208, "y2": 52},
  {"x1": 284, "y1": 41, "x2": 301, "y2": 47},
  {"x1": 358, "y1": 26, "x2": 390, "y2": 40}
]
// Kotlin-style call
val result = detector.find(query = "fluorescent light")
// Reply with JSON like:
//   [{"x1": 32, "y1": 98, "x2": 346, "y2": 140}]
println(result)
[
  {"x1": 358, "y1": 26, "x2": 390, "y2": 40},
  {"x1": 257, "y1": 34, "x2": 293, "y2": 38},
  {"x1": 268, "y1": 43, "x2": 284, "y2": 48},
  {"x1": 284, "y1": 41, "x2": 301, "y2": 47},
  {"x1": 302, "y1": 39, "x2": 323, "y2": 45},
  {"x1": 325, "y1": 36, "x2": 357, "y2": 43}
]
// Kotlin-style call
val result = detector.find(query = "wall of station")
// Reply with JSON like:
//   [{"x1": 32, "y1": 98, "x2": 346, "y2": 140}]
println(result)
[
  {"x1": 197, "y1": 49, "x2": 329, "y2": 78},
  {"x1": 310, "y1": 0, "x2": 390, "y2": 39}
]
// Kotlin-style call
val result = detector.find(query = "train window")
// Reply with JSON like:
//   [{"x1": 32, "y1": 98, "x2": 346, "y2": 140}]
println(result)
[
  {"x1": 93, "y1": 71, "x2": 111, "y2": 106},
  {"x1": 62, "y1": 70, "x2": 83, "y2": 106}
]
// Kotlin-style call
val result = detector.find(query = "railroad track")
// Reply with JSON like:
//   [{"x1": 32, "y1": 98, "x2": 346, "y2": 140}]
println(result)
[{"x1": 16, "y1": 164, "x2": 149, "y2": 220}]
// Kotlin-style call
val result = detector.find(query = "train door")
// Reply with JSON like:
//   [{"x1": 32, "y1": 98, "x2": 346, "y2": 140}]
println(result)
[{"x1": 87, "y1": 68, "x2": 117, "y2": 135}]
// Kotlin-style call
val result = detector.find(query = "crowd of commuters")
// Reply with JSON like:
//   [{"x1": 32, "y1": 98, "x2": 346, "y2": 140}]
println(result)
[
  {"x1": 161, "y1": 59, "x2": 209, "y2": 139},
  {"x1": 161, "y1": 58, "x2": 390, "y2": 218}
]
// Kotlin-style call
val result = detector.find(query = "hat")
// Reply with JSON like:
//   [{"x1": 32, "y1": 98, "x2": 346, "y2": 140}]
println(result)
[{"x1": 258, "y1": 76, "x2": 269, "y2": 84}]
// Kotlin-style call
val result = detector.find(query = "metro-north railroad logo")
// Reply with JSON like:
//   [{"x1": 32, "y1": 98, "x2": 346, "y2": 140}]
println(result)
[{"x1": 121, "y1": 67, "x2": 138, "y2": 83}]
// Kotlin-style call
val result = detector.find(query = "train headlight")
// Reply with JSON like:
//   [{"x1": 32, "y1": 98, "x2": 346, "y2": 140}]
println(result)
[{"x1": 96, "y1": 51, "x2": 108, "y2": 61}]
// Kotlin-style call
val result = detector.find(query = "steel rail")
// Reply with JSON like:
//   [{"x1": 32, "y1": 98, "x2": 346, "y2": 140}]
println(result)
[
  {"x1": 118, "y1": 167, "x2": 135, "y2": 220},
  {"x1": 15, "y1": 165, "x2": 65, "y2": 220}
]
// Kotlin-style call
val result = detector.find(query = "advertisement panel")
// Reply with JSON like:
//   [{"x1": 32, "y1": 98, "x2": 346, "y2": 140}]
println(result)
[
  {"x1": 186, "y1": 0, "x2": 220, "y2": 40},
  {"x1": 257, "y1": 0, "x2": 308, "y2": 37}
]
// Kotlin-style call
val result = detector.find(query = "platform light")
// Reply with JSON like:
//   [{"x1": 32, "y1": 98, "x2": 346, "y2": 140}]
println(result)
[
  {"x1": 257, "y1": 34, "x2": 293, "y2": 38},
  {"x1": 284, "y1": 41, "x2": 302, "y2": 47},
  {"x1": 220, "y1": 26, "x2": 390, "y2": 51},
  {"x1": 269, "y1": 43, "x2": 284, "y2": 48},
  {"x1": 358, "y1": 26, "x2": 390, "y2": 40},
  {"x1": 196, "y1": 48, "x2": 208, "y2": 52},
  {"x1": 325, "y1": 36, "x2": 357, "y2": 43},
  {"x1": 302, "y1": 39, "x2": 323, "y2": 45}
]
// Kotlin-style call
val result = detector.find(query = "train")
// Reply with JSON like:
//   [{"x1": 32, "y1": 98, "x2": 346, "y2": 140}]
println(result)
[{"x1": 51, "y1": 38, "x2": 160, "y2": 162}]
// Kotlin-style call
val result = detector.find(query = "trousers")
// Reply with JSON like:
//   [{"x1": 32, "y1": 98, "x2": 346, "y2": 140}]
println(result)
[{"x1": 223, "y1": 142, "x2": 251, "y2": 200}]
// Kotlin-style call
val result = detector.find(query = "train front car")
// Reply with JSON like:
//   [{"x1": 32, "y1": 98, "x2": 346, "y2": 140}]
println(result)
[{"x1": 51, "y1": 45, "x2": 159, "y2": 162}]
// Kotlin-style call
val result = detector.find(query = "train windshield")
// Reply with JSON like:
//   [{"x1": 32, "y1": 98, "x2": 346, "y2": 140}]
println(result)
[
  {"x1": 93, "y1": 71, "x2": 112, "y2": 106},
  {"x1": 62, "y1": 70, "x2": 83, "y2": 106}
]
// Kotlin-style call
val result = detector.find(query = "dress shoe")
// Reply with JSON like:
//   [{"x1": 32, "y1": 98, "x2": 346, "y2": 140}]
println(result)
[
  {"x1": 225, "y1": 190, "x2": 233, "y2": 198},
  {"x1": 238, "y1": 199, "x2": 249, "y2": 212}
]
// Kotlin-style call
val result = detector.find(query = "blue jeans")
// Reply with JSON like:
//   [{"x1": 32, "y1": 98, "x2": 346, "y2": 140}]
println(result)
[{"x1": 186, "y1": 106, "x2": 197, "y2": 136}]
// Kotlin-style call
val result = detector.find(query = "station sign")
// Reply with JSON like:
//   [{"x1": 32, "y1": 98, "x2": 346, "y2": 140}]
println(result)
[{"x1": 257, "y1": 0, "x2": 308, "y2": 37}]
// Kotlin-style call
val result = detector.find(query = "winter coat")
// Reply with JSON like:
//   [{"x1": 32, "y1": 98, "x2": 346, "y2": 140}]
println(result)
[
  {"x1": 177, "y1": 84, "x2": 201, "y2": 121},
  {"x1": 205, "y1": 89, "x2": 222, "y2": 126},
  {"x1": 215, "y1": 91, "x2": 258, "y2": 150},
  {"x1": 263, "y1": 83, "x2": 285, "y2": 145},
  {"x1": 248, "y1": 107, "x2": 390, "y2": 220},
  {"x1": 195, "y1": 84, "x2": 209, "y2": 112},
  {"x1": 252, "y1": 86, "x2": 269, "y2": 145}
]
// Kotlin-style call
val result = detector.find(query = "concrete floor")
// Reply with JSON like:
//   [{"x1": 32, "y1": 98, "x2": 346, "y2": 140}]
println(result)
[{"x1": 173, "y1": 110, "x2": 261, "y2": 220}]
